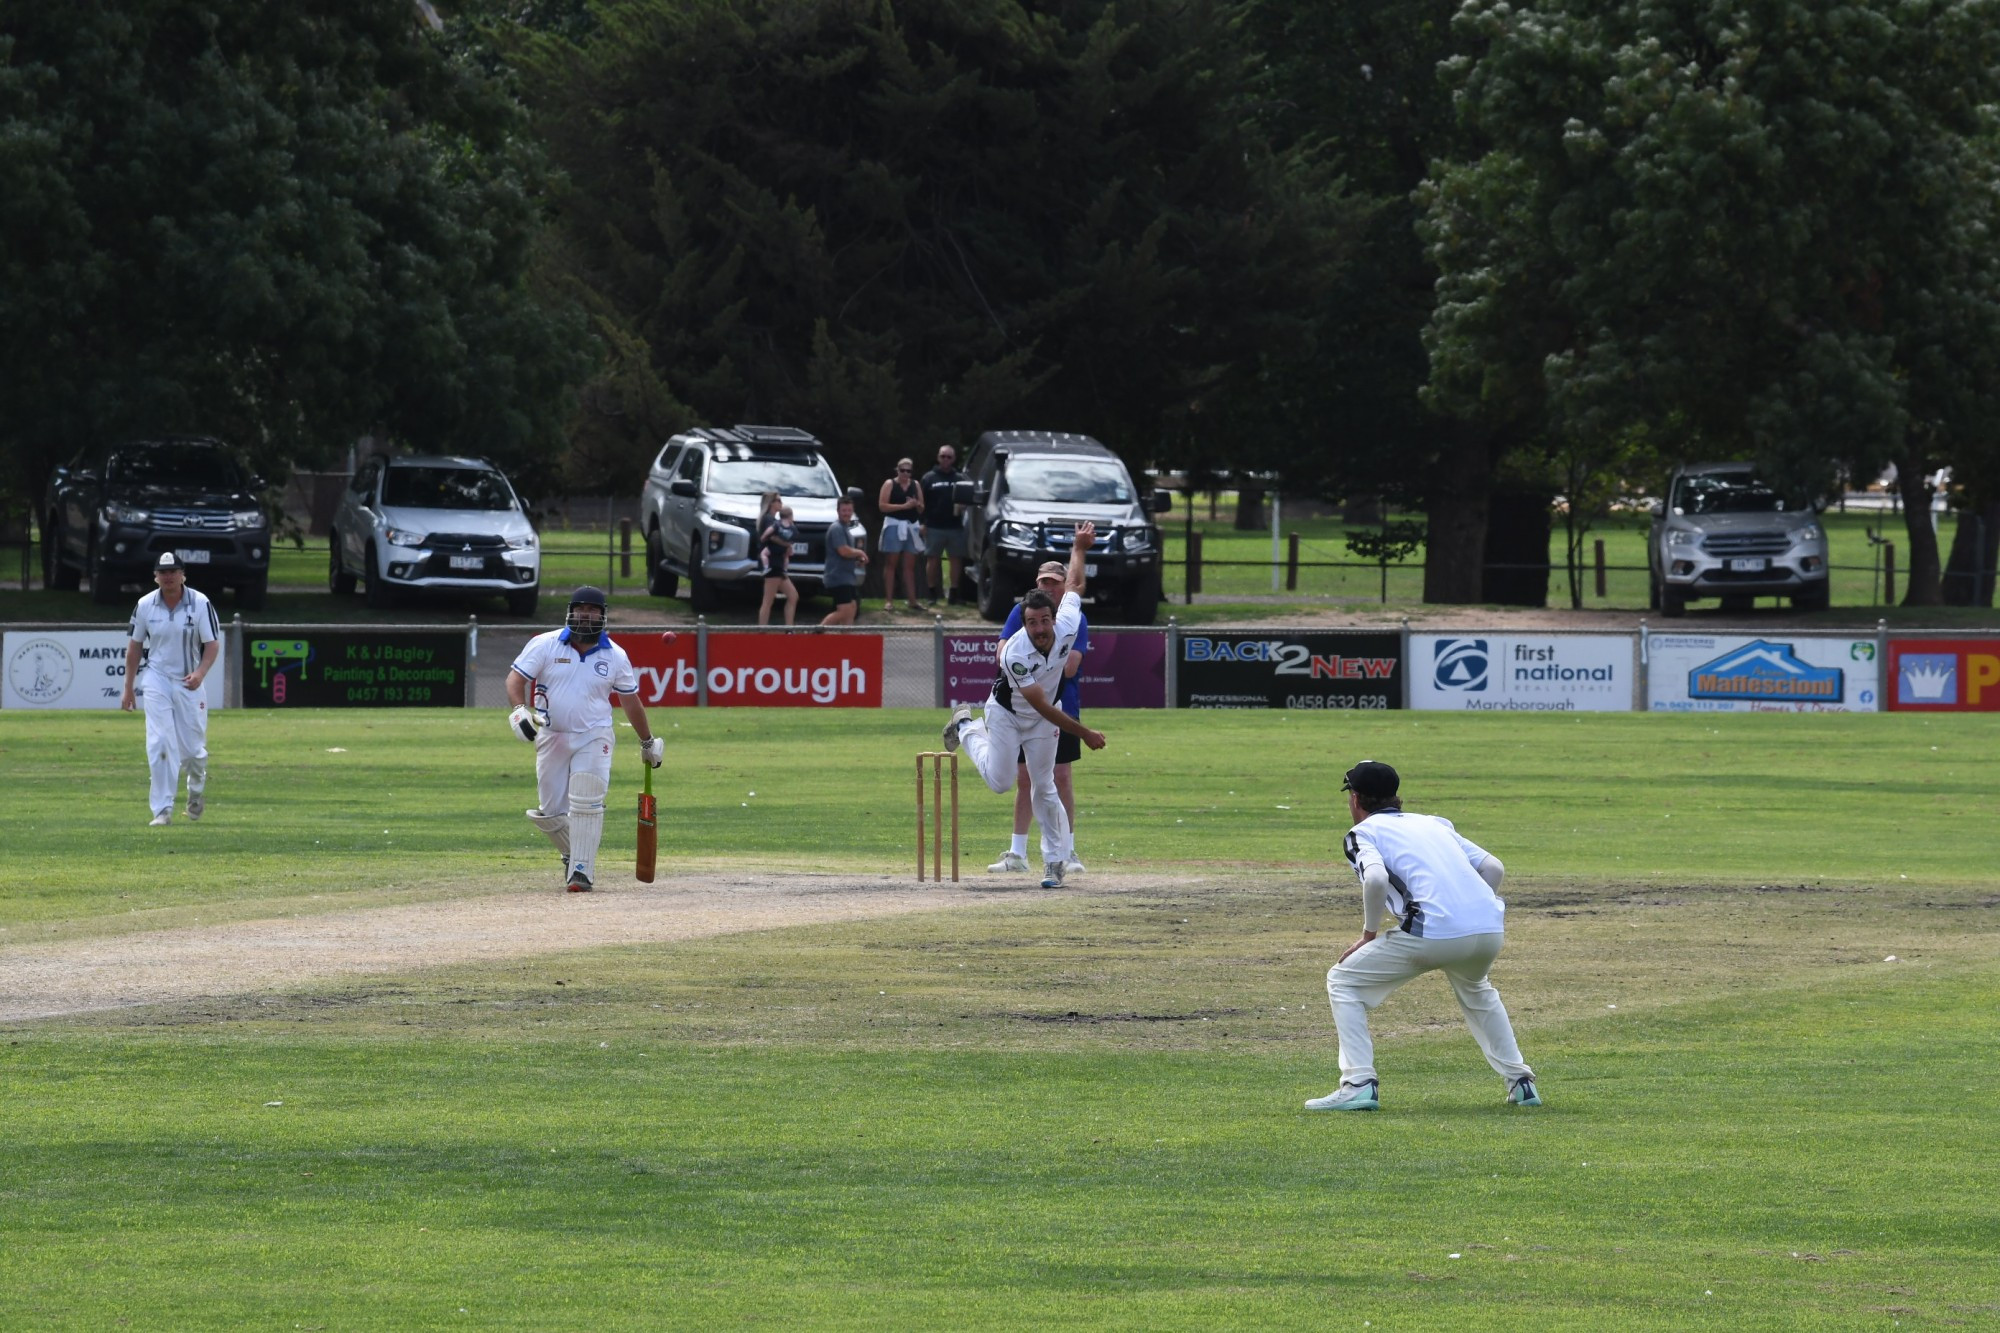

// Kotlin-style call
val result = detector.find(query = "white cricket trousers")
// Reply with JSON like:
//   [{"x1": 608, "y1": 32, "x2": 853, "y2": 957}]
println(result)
[
  {"x1": 534, "y1": 726, "x2": 614, "y2": 817},
  {"x1": 960, "y1": 699, "x2": 1069, "y2": 866},
  {"x1": 139, "y1": 669, "x2": 208, "y2": 817},
  {"x1": 1326, "y1": 931, "x2": 1532, "y2": 1087}
]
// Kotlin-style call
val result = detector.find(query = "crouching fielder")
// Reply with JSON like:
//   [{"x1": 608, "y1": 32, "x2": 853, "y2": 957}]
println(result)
[
  {"x1": 1306, "y1": 760, "x2": 1538, "y2": 1113},
  {"x1": 940, "y1": 522, "x2": 1105, "y2": 890},
  {"x1": 506, "y1": 586, "x2": 663, "y2": 892}
]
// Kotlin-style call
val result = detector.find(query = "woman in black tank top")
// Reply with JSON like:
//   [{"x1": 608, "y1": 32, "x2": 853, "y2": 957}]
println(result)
[{"x1": 877, "y1": 458, "x2": 925, "y2": 610}]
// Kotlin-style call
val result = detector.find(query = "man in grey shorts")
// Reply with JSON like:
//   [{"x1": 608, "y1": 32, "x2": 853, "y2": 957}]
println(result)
[
  {"x1": 920, "y1": 444, "x2": 967, "y2": 604},
  {"x1": 819, "y1": 495, "x2": 870, "y2": 626}
]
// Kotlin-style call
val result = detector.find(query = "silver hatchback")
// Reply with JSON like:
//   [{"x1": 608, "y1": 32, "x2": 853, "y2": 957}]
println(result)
[{"x1": 330, "y1": 454, "x2": 541, "y2": 614}]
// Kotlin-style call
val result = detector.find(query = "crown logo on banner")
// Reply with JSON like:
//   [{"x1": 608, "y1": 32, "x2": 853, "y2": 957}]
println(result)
[{"x1": 1901, "y1": 662, "x2": 1954, "y2": 701}]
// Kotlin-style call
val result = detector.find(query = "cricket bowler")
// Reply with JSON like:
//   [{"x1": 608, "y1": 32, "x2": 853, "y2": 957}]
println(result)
[
  {"x1": 119, "y1": 551, "x2": 220, "y2": 825},
  {"x1": 939, "y1": 521, "x2": 1105, "y2": 889},
  {"x1": 506, "y1": 586, "x2": 663, "y2": 892}
]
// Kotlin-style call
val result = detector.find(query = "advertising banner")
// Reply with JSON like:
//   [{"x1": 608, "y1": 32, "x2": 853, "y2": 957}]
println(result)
[
  {"x1": 1176, "y1": 631, "x2": 1402, "y2": 710},
  {"x1": 1886, "y1": 638, "x2": 2000, "y2": 712},
  {"x1": 1644, "y1": 634, "x2": 1879, "y2": 712},
  {"x1": 1411, "y1": 635, "x2": 1633, "y2": 712},
  {"x1": 241, "y1": 631, "x2": 466, "y2": 707},
  {"x1": 622, "y1": 632, "x2": 882, "y2": 708},
  {"x1": 5, "y1": 630, "x2": 226, "y2": 711},
  {"x1": 944, "y1": 628, "x2": 1167, "y2": 708}
]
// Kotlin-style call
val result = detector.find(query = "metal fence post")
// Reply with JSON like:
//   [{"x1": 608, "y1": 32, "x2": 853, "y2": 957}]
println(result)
[
  {"x1": 229, "y1": 613, "x2": 244, "y2": 710},
  {"x1": 933, "y1": 614, "x2": 947, "y2": 707},
  {"x1": 1165, "y1": 616, "x2": 1179, "y2": 708},
  {"x1": 1637, "y1": 618, "x2": 1650, "y2": 711},
  {"x1": 1399, "y1": 617, "x2": 1411, "y2": 710},
  {"x1": 696, "y1": 615, "x2": 708, "y2": 707},
  {"x1": 1877, "y1": 618, "x2": 1889, "y2": 708},
  {"x1": 466, "y1": 616, "x2": 478, "y2": 707}
]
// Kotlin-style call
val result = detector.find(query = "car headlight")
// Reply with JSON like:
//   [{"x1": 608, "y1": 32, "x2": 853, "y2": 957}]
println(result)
[
  {"x1": 1126, "y1": 527, "x2": 1156, "y2": 554},
  {"x1": 995, "y1": 521, "x2": 1037, "y2": 549},
  {"x1": 1666, "y1": 529, "x2": 1698, "y2": 547},
  {"x1": 102, "y1": 502, "x2": 150, "y2": 524},
  {"x1": 384, "y1": 526, "x2": 428, "y2": 548},
  {"x1": 232, "y1": 509, "x2": 264, "y2": 530},
  {"x1": 1789, "y1": 523, "x2": 1823, "y2": 545},
  {"x1": 505, "y1": 533, "x2": 538, "y2": 550}
]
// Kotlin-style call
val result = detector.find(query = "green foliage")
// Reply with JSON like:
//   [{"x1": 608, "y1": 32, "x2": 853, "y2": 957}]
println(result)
[
  {"x1": 0, "y1": 0, "x2": 592, "y2": 497},
  {"x1": 512, "y1": 0, "x2": 1355, "y2": 493},
  {"x1": 1421, "y1": 0, "x2": 2000, "y2": 545}
]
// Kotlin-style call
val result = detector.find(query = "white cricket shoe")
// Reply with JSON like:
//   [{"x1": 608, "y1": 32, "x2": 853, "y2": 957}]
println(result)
[
  {"x1": 987, "y1": 852, "x2": 1029, "y2": 873},
  {"x1": 148, "y1": 812, "x2": 171, "y2": 827},
  {"x1": 940, "y1": 703, "x2": 972, "y2": 753},
  {"x1": 185, "y1": 792, "x2": 204, "y2": 822},
  {"x1": 1304, "y1": 1080, "x2": 1380, "y2": 1112},
  {"x1": 1041, "y1": 860, "x2": 1065, "y2": 889},
  {"x1": 1062, "y1": 857, "x2": 1085, "y2": 875}
]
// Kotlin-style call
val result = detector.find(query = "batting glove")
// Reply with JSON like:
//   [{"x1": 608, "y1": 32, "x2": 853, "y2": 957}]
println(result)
[
  {"x1": 640, "y1": 736, "x2": 665, "y2": 768},
  {"x1": 508, "y1": 704, "x2": 542, "y2": 742}
]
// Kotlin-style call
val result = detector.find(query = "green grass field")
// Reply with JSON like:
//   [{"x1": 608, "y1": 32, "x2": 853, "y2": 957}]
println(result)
[{"x1": 4, "y1": 709, "x2": 1998, "y2": 1329}]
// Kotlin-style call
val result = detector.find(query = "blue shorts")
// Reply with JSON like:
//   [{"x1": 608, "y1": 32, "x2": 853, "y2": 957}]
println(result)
[{"x1": 879, "y1": 518, "x2": 924, "y2": 553}]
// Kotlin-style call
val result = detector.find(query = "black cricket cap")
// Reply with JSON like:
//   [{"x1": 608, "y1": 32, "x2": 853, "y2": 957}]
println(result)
[
  {"x1": 1341, "y1": 760, "x2": 1399, "y2": 799},
  {"x1": 155, "y1": 551, "x2": 186, "y2": 571}
]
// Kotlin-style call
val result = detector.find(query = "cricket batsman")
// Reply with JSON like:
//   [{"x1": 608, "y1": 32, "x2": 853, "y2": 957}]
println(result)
[
  {"x1": 506, "y1": 586, "x2": 663, "y2": 892},
  {"x1": 940, "y1": 521, "x2": 1105, "y2": 888}
]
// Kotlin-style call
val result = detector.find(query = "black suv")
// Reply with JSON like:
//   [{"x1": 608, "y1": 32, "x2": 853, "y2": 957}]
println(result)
[
  {"x1": 42, "y1": 436, "x2": 272, "y2": 607},
  {"x1": 959, "y1": 431, "x2": 1171, "y2": 623}
]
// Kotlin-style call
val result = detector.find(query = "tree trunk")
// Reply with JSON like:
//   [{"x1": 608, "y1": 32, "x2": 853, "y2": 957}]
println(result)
[
  {"x1": 1483, "y1": 487, "x2": 1552, "y2": 606},
  {"x1": 1233, "y1": 486, "x2": 1266, "y2": 531},
  {"x1": 1941, "y1": 496, "x2": 2000, "y2": 607},
  {"x1": 1422, "y1": 428, "x2": 1493, "y2": 603},
  {"x1": 1894, "y1": 456, "x2": 1944, "y2": 606}
]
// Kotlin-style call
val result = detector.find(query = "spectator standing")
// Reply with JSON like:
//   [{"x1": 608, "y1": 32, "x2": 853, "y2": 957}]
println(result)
[
  {"x1": 920, "y1": 445, "x2": 967, "y2": 604},
  {"x1": 758, "y1": 505, "x2": 799, "y2": 626},
  {"x1": 820, "y1": 495, "x2": 870, "y2": 626},
  {"x1": 877, "y1": 458, "x2": 925, "y2": 612}
]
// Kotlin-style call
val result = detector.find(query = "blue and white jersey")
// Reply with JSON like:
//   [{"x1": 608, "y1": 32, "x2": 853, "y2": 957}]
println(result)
[
  {"x1": 990, "y1": 592, "x2": 1082, "y2": 720},
  {"x1": 1346, "y1": 809, "x2": 1504, "y2": 939},
  {"x1": 510, "y1": 629, "x2": 639, "y2": 732},
  {"x1": 129, "y1": 587, "x2": 220, "y2": 680}
]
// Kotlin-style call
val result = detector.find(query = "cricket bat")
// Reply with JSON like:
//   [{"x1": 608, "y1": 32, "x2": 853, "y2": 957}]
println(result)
[{"x1": 635, "y1": 761, "x2": 657, "y2": 883}]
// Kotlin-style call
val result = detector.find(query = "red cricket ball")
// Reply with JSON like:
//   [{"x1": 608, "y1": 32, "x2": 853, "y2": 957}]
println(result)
[{"x1": 660, "y1": 631, "x2": 679, "y2": 646}]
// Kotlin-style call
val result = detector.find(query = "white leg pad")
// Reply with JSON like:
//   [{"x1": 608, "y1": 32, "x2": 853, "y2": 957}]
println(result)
[
  {"x1": 526, "y1": 808, "x2": 570, "y2": 856},
  {"x1": 566, "y1": 771, "x2": 607, "y2": 880}
]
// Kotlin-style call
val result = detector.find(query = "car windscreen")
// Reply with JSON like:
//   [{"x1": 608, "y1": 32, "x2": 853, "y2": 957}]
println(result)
[
  {"x1": 1675, "y1": 476, "x2": 1785, "y2": 514},
  {"x1": 1004, "y1": 458, "x2": 1133, "y2": 504},
  {"x1": 382, "y1": 466, "x2": 517, "y2": 510},
  {"x1": 707, "y1": 453, "x2": 841, "y2": 498},
  {"x1": 108, "y1": 445, "x2": 244, "y2": 489}
]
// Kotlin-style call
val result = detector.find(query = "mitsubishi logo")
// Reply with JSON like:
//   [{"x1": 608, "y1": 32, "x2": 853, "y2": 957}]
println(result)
[{"x1": 461, "y1": 543, "x2": 472, "y2": 552}]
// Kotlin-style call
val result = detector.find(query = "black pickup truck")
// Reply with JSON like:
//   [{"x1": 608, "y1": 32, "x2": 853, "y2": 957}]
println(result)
[{"x1": 42, "y1": 436, "x2": 272, "y2": 607}]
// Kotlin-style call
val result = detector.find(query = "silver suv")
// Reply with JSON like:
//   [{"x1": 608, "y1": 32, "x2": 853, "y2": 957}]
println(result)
[
  {"x1": 640, "y1": 425, "x2": 844, "y2": 612},
  {"x1": 1649, "y1": 462, "x2": 1829, "y2": 615},
  {"x1": 329, "y1": 454, "x2": 541, "y2": 614}
]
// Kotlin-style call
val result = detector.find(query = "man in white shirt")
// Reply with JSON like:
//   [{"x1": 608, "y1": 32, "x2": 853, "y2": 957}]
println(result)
[
  {"x1": 120, "y1": 552, "x2": 221, "y2": 826},
  {"x1": 1306, "y1": 760, "x2": 1539, "y2": 1112},
  {"x1": 940, "y1": 522, "x2": 1105, "y2": 889},
  {"x1": 507, "y1": 586, "x2": 663, "y2": 892}
]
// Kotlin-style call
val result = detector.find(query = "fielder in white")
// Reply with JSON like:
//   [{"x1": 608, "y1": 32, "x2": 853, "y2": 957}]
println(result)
[
  {"x1": 940, "y1": 521, "x2": 1105, "y2": 889},
  {"x1": 119, "y1": 551, "x2": 220, "y2": 826},
  {"x1": 1306, "y1": 760, "x2": 1539, "y2": 1112},
  {"x1": 506, "y1": 586, "x2": 663, "y2": 892}
]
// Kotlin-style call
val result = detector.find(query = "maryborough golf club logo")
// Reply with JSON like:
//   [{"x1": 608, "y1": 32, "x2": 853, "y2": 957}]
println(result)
[
  {"x1": 1433, "y1": 638, "x2": 1490, "y2": 692},
  {"x1": 8, "y1": 637, "x2": 74, "y2": 704},
  {"x1": 1688, "y1": 640, "x2": 1843, "y2": 701}
]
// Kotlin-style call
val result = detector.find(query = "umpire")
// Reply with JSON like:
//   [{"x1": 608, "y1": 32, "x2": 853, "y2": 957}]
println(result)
[{"x1": 1306, "y1": 760, "x2": 1539, "y2": 1112}]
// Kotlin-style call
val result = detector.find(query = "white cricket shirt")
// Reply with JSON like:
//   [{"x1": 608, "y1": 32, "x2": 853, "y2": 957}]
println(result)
[
  {"x1": 129, "y1": 586, "x2": 220, "y2": 680},
  {"x1": 1347, "y1": 809, "x2": 1504, "y2": 939},
  {"x1": 990, "y1": 592, "x2": 1082, "y2": 720},
  {"x1": 510, "y1": 629, "x2": 639, "y2": 732}
]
